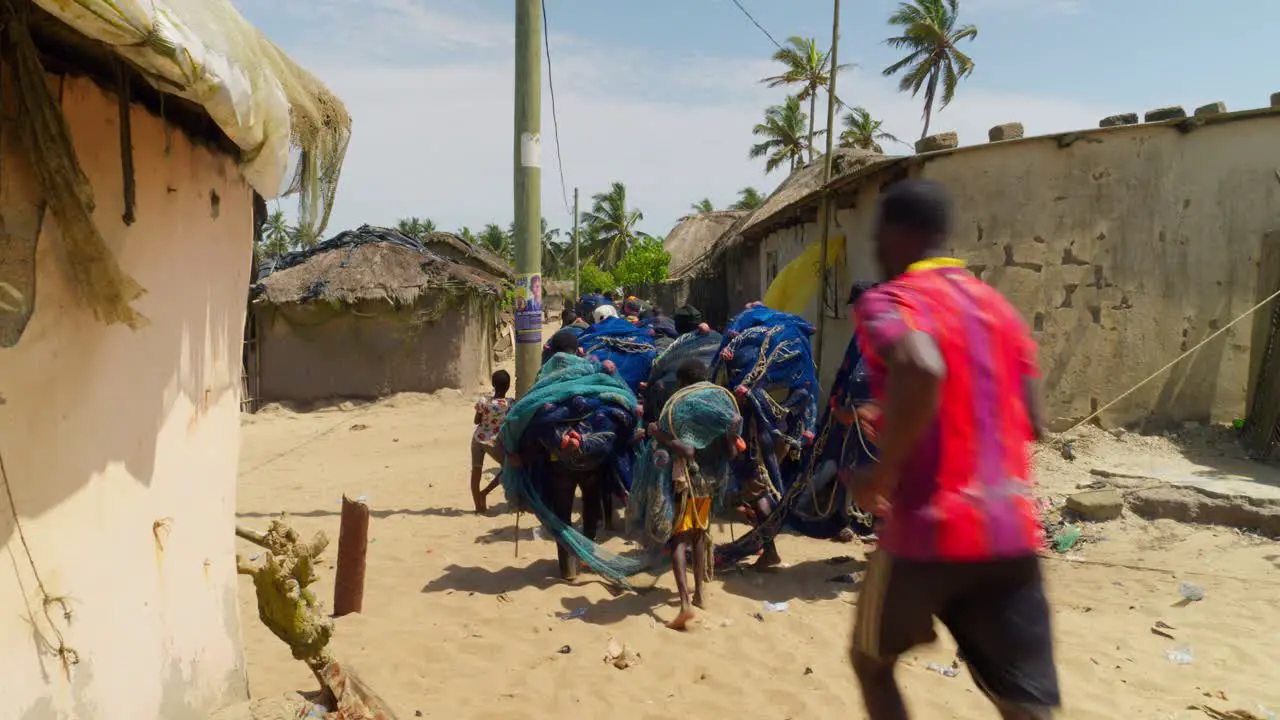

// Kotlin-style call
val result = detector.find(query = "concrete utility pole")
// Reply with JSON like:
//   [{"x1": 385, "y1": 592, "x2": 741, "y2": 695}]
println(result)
[
  {"x1": 573, "y1": 187, "x2": 580, "y2": 302},
  {"x1": 815, "y1": 0, "x2": 840, "y2": 380},
  {"x1": 513, "y1": 0, "x2": 543, "y2": 396}
]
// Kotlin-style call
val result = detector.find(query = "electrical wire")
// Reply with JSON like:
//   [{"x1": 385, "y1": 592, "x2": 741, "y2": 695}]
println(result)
[
  {"x1": 728, "y1": 0, "x2": 855, "y2": 114},
  {"x1": 541, "y1": 0, "x2": 571, "y2": 215}
]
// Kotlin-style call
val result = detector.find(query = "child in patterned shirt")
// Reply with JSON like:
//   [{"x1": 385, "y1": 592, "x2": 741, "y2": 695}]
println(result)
[{"x1": 471, "y1": 369, "x2": 512, "y2": 513}]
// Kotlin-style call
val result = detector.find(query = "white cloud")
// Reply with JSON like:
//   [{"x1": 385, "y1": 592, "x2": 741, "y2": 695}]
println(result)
[{"x1": 271, "y1": 1, "x2": 1108, "y2": 239}]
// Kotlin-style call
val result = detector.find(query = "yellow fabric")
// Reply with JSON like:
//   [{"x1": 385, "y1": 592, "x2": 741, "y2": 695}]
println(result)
[
  {"x1": 674, "y1": 496, "x2": 712, "y2": 534},
  {"x1": 761, "y1": 236, "x2": 846, "y2": 315},
  {"x1": 905, "y1": 257, "x2": 966, "y2": 272}
]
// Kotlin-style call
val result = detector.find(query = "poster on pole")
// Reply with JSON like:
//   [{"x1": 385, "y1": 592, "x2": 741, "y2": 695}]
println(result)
[{"x1": 514, "y1": 273, "x2": 543, "y2": 344}]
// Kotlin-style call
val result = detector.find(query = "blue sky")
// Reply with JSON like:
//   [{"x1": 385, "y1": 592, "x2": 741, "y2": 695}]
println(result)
[{"x1": 237, "y1": 0, "x2": 1280, "y2": 240}]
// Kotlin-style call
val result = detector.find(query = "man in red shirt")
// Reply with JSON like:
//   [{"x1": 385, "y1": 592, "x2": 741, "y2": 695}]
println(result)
[{"x1": 844, "y1": 179, "x2": 1059, "y2": 719}]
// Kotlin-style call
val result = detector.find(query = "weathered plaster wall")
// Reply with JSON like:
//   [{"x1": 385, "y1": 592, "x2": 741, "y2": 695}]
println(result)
[
  {"x1": 254, "y1": 294, "x2": 496, "y2": 405},
  {"x1": 0, "y1": 74, "x2": 253, "y2": 717},
  {"x1": 754, "y1": 113, "x2": 1280, "y2": 428}
]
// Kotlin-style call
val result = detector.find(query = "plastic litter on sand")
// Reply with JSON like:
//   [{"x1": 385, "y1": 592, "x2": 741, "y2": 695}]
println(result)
[
  {"x1": 558, "y1": 607, "x2": 587, "y2": 621},
  {"x1": 1166, "y1": 646, "x2": 1194, "y2": 665},
  {"x1": 1179, "y1": 581, "x2": 1206, "y2": 602},
  {"x1": 925, "y1": 662, "x2": 960, "y2": 678},
  {"x1": 763, "y1": 601, "x2": 789, "y2": 613}
]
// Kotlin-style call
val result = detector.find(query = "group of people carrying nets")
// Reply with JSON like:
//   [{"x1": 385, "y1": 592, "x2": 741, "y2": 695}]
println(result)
[{"x1": 496, "y1": 292, "x2": 881, "y2": 626}]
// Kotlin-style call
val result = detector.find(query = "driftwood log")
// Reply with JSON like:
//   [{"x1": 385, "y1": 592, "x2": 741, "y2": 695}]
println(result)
[{"x1": 235, "y1": 516, "x2": 335, "y2": 706}]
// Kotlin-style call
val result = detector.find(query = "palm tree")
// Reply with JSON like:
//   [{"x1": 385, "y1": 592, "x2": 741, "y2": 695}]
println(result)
[
  {"x1": 882, "y1": 0, "x2": 978, "y2": 140},
  {"x1": 761, "y1": 36, "x2": 851, "y2": 162},
  {"x1": 504, "y1": 218, "x2": 569, "y2": 274},
  {"x1": 838, "y1": 106, "x2": 902, "y2": 153},
  {"x1": 749, "y1": 96, "x2": 822, "y2": 174},
  {"x1": 582, "y1": 182, "x2": 645, "y2": 268},
  {"x1": 479, "y1": 223, "x2": 512, "y2": 261},
  {"x1": 261, "y1": 209, "x2": 294, "y2": 258},
  {"x1": 458, "y1": 226, "x2": 478, "y2": 245},
  {"x1": 396, "y1": 217, "x2": 436, "y2": 239},
  {"x1": 690, "y1": 198, "x2": 714, "y2": 214},
  {"x1": 731, "y1": 187, "x2": 765, "y2": 211}
]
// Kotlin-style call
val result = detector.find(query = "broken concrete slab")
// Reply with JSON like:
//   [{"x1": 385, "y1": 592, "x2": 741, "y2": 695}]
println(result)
[
  {"x1": 1194, "y1": 102, "x2": 1227, "y2": 117},
  {"x1": 1145, "y1": 106, "x2": 1188, "y2": 122},
  {"x1": 1113, "y1": 462, "x2": 1280, "y2": 502},
  {"x1": 1099, "y1": 113, "x2": 1138, "y2": 128},
  {"x1": 988, "y1": 122, "x2": 1024, "y2": 142},
  {"x1": 915, "y1": 132, "x2": 959, "y2": 153},
  {"x1": 1066, "y1": 489, "x2": 1124, "y2": 521},
  {"x1": 1129, "y1": 486, "x2": 1280, "y2": 536}
]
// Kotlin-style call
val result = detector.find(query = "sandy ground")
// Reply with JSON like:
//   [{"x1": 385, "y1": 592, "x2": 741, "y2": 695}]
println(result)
[{"x1": 235, "y1": 367, "x2": 1280, "y2": 718}]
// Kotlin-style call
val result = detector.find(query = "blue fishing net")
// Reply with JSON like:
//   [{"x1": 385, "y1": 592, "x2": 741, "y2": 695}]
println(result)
[
  {"x1": 574, "y1": 293, "x2": 610, "y2": 320},
  {"x1": 578, "y1": 317, "x2": 659, "y2": 395},
  {"x1": 709, "y1": 305, "x2": 819, "y2": 496},
  {"x1": 627, "y1": 383, "x2": 741, "y2": 549},
  {"x1": 715, "y1": 330, "x2": 877, "y2": 566},
  {"x1": 642, "y1": 329, "x2": 724, "y2": 424},
  {"x1": 498, "y1": 354, "x2": 653, "y2": 587},
  {"x1": 641, "y1": 316, "x2": 679, "y2": 352}
]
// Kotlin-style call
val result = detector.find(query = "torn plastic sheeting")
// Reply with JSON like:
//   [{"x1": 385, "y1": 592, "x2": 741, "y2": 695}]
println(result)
[{"x1": 33, "y1": 0, "x2": 291, "y2": 197}]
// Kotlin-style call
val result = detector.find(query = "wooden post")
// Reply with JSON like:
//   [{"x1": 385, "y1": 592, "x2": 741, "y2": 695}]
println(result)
[{"x1": 333, "y1": 495, "x2": 369, "y2": 617}]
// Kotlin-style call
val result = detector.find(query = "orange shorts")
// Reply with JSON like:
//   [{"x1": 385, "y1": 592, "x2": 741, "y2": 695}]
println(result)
[{"x1": 674, "y1": 496, "x2": 712, "y2": 535}]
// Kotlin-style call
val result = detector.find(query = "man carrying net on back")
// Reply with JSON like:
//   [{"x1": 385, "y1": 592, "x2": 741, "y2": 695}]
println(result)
[{"x1": 631, "y1": 358, "x2": 743, "y2": 629}]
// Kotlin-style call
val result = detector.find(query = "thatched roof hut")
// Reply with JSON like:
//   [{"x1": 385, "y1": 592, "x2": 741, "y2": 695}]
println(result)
[
  {"x1": 664, "y1": 210, "x2": 747, "y2": 279},
  {"x1": 696, "y1": 148, "x2": 888, "y2": 273},
  {"x1": 253, "y1": 225, "x2": 505, "y2": 306},
  {"x1": 249, "y1": 226, "x2": 504, "y2": 405},
  {"x1": 420, "y1": 231, "x2": 513, "y2": 280}
]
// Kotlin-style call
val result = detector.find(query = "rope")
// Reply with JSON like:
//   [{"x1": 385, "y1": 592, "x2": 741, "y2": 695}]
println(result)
[
  {"x1": 1054, "y1": 285, "x2": 1280, "y2": 440},
  {"x1": 241, "y1": 405, "x2": 374, "y2": 477},
  {"x1": 1039, "y1": 552, "x2": 1280, "y2": 585},
  {"x1": 0, "y1": 444, "x2": 79, "y2": 675}
]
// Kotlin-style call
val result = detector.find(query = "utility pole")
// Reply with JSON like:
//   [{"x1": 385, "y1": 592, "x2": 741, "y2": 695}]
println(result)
[
  {"x1": 513, "y1": 0, "x2": 543, "y2": 396},
  {"x1": 572, "y1": 187, "x2": 580, "y2": 302},
  {"x1": 815, "y1": 0, "x2": 840, "y2": 381}
]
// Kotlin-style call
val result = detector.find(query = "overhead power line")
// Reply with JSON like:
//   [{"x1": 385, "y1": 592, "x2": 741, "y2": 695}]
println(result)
[
  {"x1": 542, "y1": 1, "x2": 571, "y2": 215},
  {"x1": 727, "y1": 0, "x2": 855, "y2": 115}
]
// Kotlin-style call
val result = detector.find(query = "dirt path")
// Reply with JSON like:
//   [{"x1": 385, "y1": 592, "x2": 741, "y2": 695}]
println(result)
[{"x1": 235, "y1": 391, "x2": 1280, "y2": 719}]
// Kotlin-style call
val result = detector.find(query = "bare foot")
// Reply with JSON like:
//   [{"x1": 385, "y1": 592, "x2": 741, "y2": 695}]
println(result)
[
  {"x1": 692, "y1": 593, "x2": 706, "y2": 610},
  {"x1": 754, "y1": 548, "x2": 782, "y2": 570},
  {"x1": 667, "y1": 607, "x2": 696, "y2": 630},
  {"x1": 472, "y1": 493, "x2": 487, "y2": 514}
]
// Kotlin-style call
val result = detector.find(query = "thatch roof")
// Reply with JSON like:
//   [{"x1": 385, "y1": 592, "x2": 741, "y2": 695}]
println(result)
[
  {"x1": 680, "y1": 148, "x2": 891, "y2": 277},
  {"x1": 420, "y1": 232, "x2": 513, "y2": 280},
  {"x1": 25, "y1": 0, "x2": 350, "y2": 242},
  {"x1": 252, "y1": 225, "x2": 505, "y2": 306},
  {"x1": 664, "y1": 211, "x2": 746, "y2": 278}
]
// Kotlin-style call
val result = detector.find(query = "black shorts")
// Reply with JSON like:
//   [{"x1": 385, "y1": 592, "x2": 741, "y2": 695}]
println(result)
[{"x1": 852, "y1": 551, "x2": 1060, "y2": 708}]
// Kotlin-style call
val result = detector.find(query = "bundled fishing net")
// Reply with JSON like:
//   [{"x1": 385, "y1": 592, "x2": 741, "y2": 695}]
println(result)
[
  {"x1": 574, "y1": 293, "x2": 610, "y2": 320},
  {"x1": 641, "y1": 315, "x2": 680, "y2": 351},
  {"x1": 709, "y1": 304, "x2": 821, "y2": 565},
  {"x1": 498, "y1": 354, "x2": 652, "y2": 587},
  {"x1": 715, "y1": 331, "x2": 877, "y2": 565},
  {"x1": 627, "y1": 383, "x2": 741, "y2": 551},
  {"x1": 642, "y1": 328, "x2": 724, "y2": 424},
  {"x1": 579, "y1": 317, "x2": 659, "y2": 395}
]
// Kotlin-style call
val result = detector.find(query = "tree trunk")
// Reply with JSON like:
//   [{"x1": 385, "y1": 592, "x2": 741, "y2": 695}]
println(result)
[
  {"x1": 920, "y1": 69, "x2": 940, "y2": 140},
  {"x1": 807, "y1": 92, "x2": 817, "y2": 163}
]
